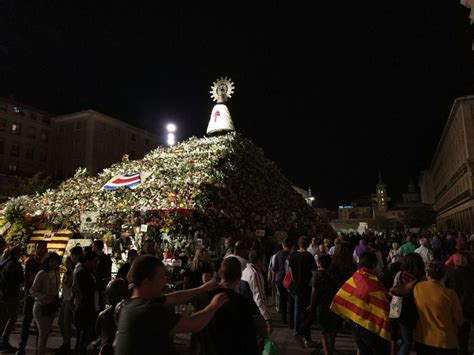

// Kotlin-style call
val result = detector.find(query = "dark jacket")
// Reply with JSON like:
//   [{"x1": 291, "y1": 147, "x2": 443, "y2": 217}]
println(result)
[
  {"x1": 0, "y1": 257, "x2": 24, "y2": 298},
  {"x1": 73, "y1": 263, "x2": 99, "y2": 326},
  {"x1": 445, "y1": 266, "x2": 474, "y2": 319}
]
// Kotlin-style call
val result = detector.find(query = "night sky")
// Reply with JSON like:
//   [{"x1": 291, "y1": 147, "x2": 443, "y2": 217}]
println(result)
[{"x1": 0, "y1": 1, "x2": 473, "y2": 208}]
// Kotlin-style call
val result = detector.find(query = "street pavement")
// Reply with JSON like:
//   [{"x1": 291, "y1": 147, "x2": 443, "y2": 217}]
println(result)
[{"x1": 5, "y1": 302, "x2": 474, "y2": 354}]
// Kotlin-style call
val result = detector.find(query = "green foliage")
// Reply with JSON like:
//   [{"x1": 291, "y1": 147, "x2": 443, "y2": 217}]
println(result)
[{"x1": 5, "y1": 221, "x2": 30, "y2": 249}]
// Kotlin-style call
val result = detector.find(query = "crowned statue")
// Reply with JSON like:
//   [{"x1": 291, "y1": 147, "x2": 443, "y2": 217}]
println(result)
[{"x1": 206, "y1": 77, "x2": 235, "y2": 135}]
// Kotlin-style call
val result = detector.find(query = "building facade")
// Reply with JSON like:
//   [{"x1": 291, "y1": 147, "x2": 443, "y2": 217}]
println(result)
[
  {"x1": 52, "y1": 110, "x2": 160, "y2": 178},
  {"x1": 0, "y1": 98, "x2": 161, "y2": 199},
  {"x1": 0, "y1": 98, "x2": 53, "y2": 198},
  {"x1": 427, "y1": 95, "x2": 474, "y2": 233},
  {"x1": 418, "y1": 170, "x2": 435, "y2": 205}
]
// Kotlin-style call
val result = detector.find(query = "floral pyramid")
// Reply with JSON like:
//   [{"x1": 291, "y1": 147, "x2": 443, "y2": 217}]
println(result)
[{"x1": 7, "y1": 133, "x2": 323, "y2": 242}]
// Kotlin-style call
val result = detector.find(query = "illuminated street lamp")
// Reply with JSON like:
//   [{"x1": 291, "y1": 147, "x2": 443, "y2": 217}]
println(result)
[
  {"x1": 166, "y1": 123, "x2": 177, "y2": 146},
  {"x1": 166, "y1": 123, "x2": 176, "y2": 133}
]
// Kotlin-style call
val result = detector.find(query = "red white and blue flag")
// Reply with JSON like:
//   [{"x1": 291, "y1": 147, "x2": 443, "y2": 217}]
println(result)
[{"x1": 101, "y1": 173, "x2": 144, "y2": 191}]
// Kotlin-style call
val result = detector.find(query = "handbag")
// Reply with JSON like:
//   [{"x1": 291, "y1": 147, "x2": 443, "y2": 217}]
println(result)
[
  {"x1": 282, "y1": 268, "x2": 293, "y2": 289},
  {"x1": 389, "y1": 296, "x2": 403, "y2": 319},
  {"x1": 398, "y1": 280, "x2": 420, "y2": 329}
]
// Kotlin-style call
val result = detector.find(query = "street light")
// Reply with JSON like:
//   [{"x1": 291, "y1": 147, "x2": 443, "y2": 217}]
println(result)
[
  {"x1": 166, "y1": 123, "x2": 176, "y2": 133},
  {"x1": 166, "y1": 123, "x2": 177, "y2": 146}
]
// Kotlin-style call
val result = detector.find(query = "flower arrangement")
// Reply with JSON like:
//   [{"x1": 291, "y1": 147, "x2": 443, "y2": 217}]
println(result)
[{"x1": 3, "y1": 133, "x2": 326, "y2": 248}]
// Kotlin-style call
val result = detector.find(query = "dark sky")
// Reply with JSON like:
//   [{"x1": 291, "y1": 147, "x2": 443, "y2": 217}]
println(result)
[{"x1": 0, "y1": 1, "x2": 473, "y2": 208}]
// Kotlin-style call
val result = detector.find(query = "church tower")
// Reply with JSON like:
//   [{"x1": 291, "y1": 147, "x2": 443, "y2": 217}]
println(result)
[{"x1": 375, "y1": 171, "x2": 390, "y2": 213}]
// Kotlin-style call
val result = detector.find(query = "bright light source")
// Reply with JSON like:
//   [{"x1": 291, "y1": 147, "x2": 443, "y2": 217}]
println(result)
[
  {"x1": 167, "y1": 133, "x2": 175, "y2": 146},
  {"x1": 166, "y1": 123, "x2": 176, "y2": 132}
]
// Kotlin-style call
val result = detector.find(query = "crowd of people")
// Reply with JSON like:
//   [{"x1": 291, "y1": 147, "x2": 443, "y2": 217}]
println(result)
[{"x1": 0, "y1": 230, "x2": 472, "y2": 355}]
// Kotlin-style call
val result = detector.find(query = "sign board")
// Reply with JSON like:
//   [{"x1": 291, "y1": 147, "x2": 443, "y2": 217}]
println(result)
[
  {"x1": 274, "y1": 230, "x2": 288, "y2": 244},
  {"x1": 140, "y1": 224, "x2": 148, "y2": 233},
  {"x1": 255, "y1": 229, "x2": 265, "y2": 237},
  {"x1": 80, "y1": 211, "x2": 99, "y2": 233}
]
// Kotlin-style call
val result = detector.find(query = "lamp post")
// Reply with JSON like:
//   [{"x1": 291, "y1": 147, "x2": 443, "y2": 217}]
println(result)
[{"x1": 166, "y1": 123, "x2": 176, "y2": 146}]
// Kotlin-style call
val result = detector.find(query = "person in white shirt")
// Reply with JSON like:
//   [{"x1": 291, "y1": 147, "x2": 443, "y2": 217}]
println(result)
[
  {"x1": 224, "y1": 241, "x2": 248, "y2": 271},
  {"x1": 241, "y1": 250, "x2": 272, "y2": 334},
  {"x1": 414, "y1": 237, "x2": 433, "y2": 264},
  {"x1": 328, "y1": 237, "x2": 341, "y2": 256},
  {"x1": 307, "y1": 238, "x2": 318, "y2": 256}
]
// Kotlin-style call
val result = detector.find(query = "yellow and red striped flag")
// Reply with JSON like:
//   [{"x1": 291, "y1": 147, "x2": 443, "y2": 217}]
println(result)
[{"x1": 330, "y1": 268, "x2": 391, "y2": 341}]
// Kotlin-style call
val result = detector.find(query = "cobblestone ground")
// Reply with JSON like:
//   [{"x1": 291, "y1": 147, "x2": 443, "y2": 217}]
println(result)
[{"x1": 6, "y1": 302, "x2": 474, "y2": 354}]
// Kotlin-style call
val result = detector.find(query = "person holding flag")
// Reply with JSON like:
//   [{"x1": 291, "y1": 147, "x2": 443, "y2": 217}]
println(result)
[{"x1": 330, "y1": 252, "x2": 391, "y2": 355}]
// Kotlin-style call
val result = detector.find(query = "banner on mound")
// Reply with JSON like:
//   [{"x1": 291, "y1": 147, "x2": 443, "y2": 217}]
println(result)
[{"x1": 28, "y1": 230, "x2": 73, "y2": 256}]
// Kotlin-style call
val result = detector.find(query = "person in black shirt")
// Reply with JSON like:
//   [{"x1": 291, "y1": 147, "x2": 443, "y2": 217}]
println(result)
[
  {"x1": 116, "y1": 249, "x2": 138, "y2": 283},
  {"x1": 184, "y1": 249, "x2": 213, "y2": 289},
  {"x1": 96, "y1": 278, "x2": 128, "y2": 352},
  {"x1": 16, "y1": 241, "x2": 47, "y2": 355},
  {"x1": 93, "y1": 240, "x2": 112, "y2": 308},
  {"x1": 114, "y1": 255, "x2": 228, "y2": 355},
  {"x1": 288, "y1": 236, "x2": 317, "y2": 346},
  {"x1": 272, "y1": 238, "x2": 291, "y2": 324},
  {"x1": 0, "y1": 247, "x2": 24, "y2": 352},
  {"x1": 191, "y1": 256, "x2": 259, "y2": 355}
]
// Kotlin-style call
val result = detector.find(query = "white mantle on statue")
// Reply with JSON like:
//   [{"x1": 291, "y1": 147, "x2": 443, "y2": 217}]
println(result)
[{"x1": 206, "y1": 104, "x2": 235, "y2": 135}]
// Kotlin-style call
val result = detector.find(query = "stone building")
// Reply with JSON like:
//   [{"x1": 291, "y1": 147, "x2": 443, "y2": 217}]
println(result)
[
  {"x1": 0, "y1": 98, "x2": 161, "y2": 199},
  {"x1": 425, "y1": 95, "x2": 474, "y2": 232}
]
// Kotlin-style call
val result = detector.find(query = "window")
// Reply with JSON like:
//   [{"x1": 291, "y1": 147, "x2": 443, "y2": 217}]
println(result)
[
  {"x1": 8, "y1": 162, "x2": 17, "y2": 172},
  {"x1": 30, "y1": 113, "x2": 37, "y2": 121},
  {"x1": 27, "y1": 126, "x2": 36, "y2": 139},
  {"x1": 40, "y1": 131, "x2": 48, "y2": 142},
  {"x1": 0, "y1": 118, "x2": 5, "y2": 131},
  {"x1": 25, "y1": 145, "x2": 34, "y2": 160},
  {"x1": 131, "y1": 133, "x2": 136, "y2": 141},
  {"x1": 0, "y1": 140, "x2": 3, "y2": 154},
  {"x1": 39, "y1": 148, "x2": 47, "y2": 162},
  {"x1": 13, "y1": 106, "x2": 21, "y2": 113},
  {"x1": 75, "y1": 121, "x2": 82, "y2": 130},
  {"x1": 130, "y1": 150, "x2": 136, "y2": 160},
  {"x1": 42, "y1": 117, "x2": 51, "y2": 125},
  {"x1": 12, "y1": 123, "x2": 21, "y2": 135},
  {"x1": 10, "y1": 143, "x2": 19, "y2": 157}
]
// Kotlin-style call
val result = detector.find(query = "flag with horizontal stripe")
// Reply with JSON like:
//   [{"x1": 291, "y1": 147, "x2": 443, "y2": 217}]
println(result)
[
  {"x1": 330, "y1": 268, "x2": 391, "y2": 341},
  {"x1": 29, "y1": 230, "x2": 73, "y2": 256},
  {"x1": 101, "y1": 172, "x2": 150, "y2": 191}
]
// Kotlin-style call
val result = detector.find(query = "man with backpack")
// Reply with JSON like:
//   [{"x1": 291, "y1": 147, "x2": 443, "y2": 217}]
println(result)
[{"x1": 0, "y1": 246, "x2": 24, "y2": 352}]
